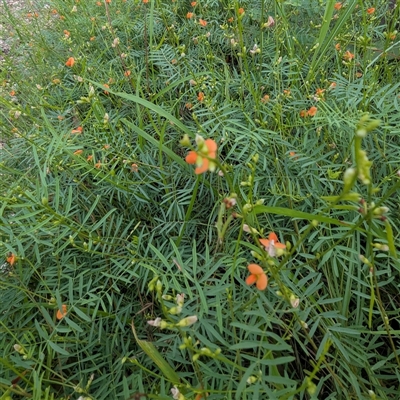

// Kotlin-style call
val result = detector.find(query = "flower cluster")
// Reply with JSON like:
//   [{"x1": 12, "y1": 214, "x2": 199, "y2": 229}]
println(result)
[
  {"x1": 245, "y1": 232, "x2": 286, "y2": 291},
  {"x1": 182, "y1": 134, "x2": 218, "y2": 174}
]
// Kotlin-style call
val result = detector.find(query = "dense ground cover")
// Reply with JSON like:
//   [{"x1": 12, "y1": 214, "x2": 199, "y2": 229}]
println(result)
[{"x1": 1, "y1": 0, "x2": 400, "y2": 399}]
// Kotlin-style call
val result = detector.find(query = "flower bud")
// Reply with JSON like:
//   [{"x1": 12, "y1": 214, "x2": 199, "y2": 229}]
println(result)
[
  {"x1": 176, "y1": 315, "x2": 198, "y2": 327},
  {"x1": 147, "y1": 317, "x2": 162, "y2": 327},
  {"x1": 176, "y1": 293, "x2": 185, "y2": 307},
  {"x1": 180, "y1": 134, "x2": 190, "y2": 147},
  {"x1": 169, "y1": 306, "x2": 182, "y2": 315},
  {"x1": 247, "y1": 375, "x2": 258, "y2": 384},
  {"x1": 14, "y1": 344, "x2": 25, "y2": 354},
  {"x1": 242, "y1": 203, "x2": 253, "y2": 213},
  {"x1": 290, "y1": 295, "x2": 300, "y2": 308},
  {"x1": 372, "y1": 243, "x2": 389, "y2": 251},
  {"x1": 373, "y1": 206, "x2": 389, "y2": 216},
  {"x1": 343, "y1": 167, "x2": 357, "y2": 193}
]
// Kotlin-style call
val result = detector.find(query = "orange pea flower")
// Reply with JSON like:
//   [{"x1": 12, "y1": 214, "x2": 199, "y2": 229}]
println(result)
[
  {"x1": 56, "y1": 304, "x2": 67, "y2": 320},
  {"x1": 191, "y1": 1, "x2": 197, "y2": 6},
  {"x1": 124, "y1": 70, "x2": 131, "y2": 77},
  {"x1": 6, "y1": 253, "x2": 16, "y2": 266},
  {"x1": 87, "y1": 155, "x2": 93, "y2": 161},
  {"x1": 185, "y1": 135, "x2": 218, "y2": 174},
  {"x1": 307, "y1": 106, "x2": 318, "y2": 117},
  {"x1": 187, "y1": 12, "x2": 194, "y2": 19},
  {"x1": 71, "y1": 126, "x2": 83, "y2": 134},
  {"x1": 343, "y1": 50, "x2": 354, "y2": 61},
  {"x1": 103, "y1": 84, "x2": 110, "y2": 94},
  {"x1": 9, "y1": 90, "x2": 16, "y2": 96},
  {"x1": 65, "y1": 57, "x2": 75, "y2": 67},
  {"x1": 335, "y1": 43, "x2": 341, "y2": 51},
  {"x1": 238, "y1": 7, "x2": 245, "y2": 15},
  {"x1": 261, "y1": 94, "x2": 270, "y2": 103},
  {"x1": 367, "y1": 7, "x2": 375, "y2": 14},
  {"x1": 199, "y1": 19, "x2": 207, "y2": 27},
  {"x1": 74, "y1": 149, "x2": 83, "y2": 155},
  {"x1": 95, "y1": 162, "x2": 102, "y2": 169},
  {"x1": 131, "y1": 163, "x2": 139, "y2": 172},
  {"x1": 246, "y1": 264, "x2": 268, "y2": 290},
  {"x1": 259, "y1": 232, "x2": 286, "y2": 257},
  {"x1": 299, "y1": 109, "x2": 307, "y2": 118},
  {"x1": 334, "y1": 2, "x2": 342, "y2": 10},
  {"x1": 197, "y1": 92, "x2": 204, "y2": 102}
]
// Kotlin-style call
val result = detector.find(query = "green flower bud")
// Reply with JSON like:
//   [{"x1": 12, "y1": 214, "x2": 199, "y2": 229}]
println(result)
[
  {"x1": 180, "y1": 134, "x2": 190, "y2": 147},
  {"x1": 176, "y1": 315, "x2": 198, "y2": 327}
]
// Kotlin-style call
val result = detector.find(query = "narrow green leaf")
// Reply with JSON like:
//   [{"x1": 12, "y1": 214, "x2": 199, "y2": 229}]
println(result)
[
  {"x1": 47, "y1": 340, "x2": 70, "y2": 356},
  {"x1": 252, "y1": 205, "x2": 356, "y2": 228},
  {"x1": 131, "y1": 322, "x2": 180, "y2": 385},
  {"x1": 384, "y1": 220, "x2": 397, "y2": 258}
]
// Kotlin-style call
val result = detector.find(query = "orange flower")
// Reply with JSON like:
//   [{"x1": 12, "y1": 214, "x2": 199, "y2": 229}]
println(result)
[
  {"x1": 95, "y1": 162, "x2": 102, "y2": 169},
  {"x1": 63, "y1": 30, "x2": 70, "y2": 38},
  {"x1": 299, "y1": 109, "x2": 307, "y2": 117},
  {"x1": 73, "y1": 149, "x2": 83, "y2": 155},
  {"x1": 106, "y1": 0, "x2": 111, "y2": 3},
  {"x1": 124, "y1": 70, "x2": 131, "y2": 77},
  {"x1": 197, "y1": 92, "x2": 204, "y2": 102},
  {"x1": 187, "y1": 12, "x2": 194, "y2": 19},
  {"x1": 71, "y1": 126, "x2": 83, "y2": 134},
  {"x1": 329, "y1": 82, "x2": 337, "y2": 89},
  {"x1": 335, "y1": 43, "x2": 341, "y2": 51},
  {"x1": 56, "y1": 304, "x2": 67, "y2": 320},
  {"x1": 191, "y1": 1, "x2": 197, "y2": 6},
  {"x1": 103, "y1": 84, "x2": 110, "y2": 94},
  {"x1": 185, "y1": 136, "x2": 218, "y2": 174},
  {"x1": 143, "y1": 0, "x2": 149, "y2": 3},
  {"x1": 343, "y1": 50, "x2": 354, "y2": 61},
  {"x1": 238, "y1": 7, "x2": 245, "y2": 15},
  {"x1": 367, "y1": 7, "x2": 375, "y2": 14},
  {"x1": 199, "y1": 19, "x2": 207, "y2": 27},
  {"x1": 334, "y1": 2, "x2": 342, "y2": 10},
  {"x1": 307, "y1": 106, "x2": 318, "y2": 117},
  {"x1": 65, "y1": 57, "x2": 75, "y2": 67},
  {"x1": 87, "y1": 155, "x2": 93, "y2": 161},
  {"x1": 261, "y1": 94, "x2": 270, "y2": 103},
  {"x1": 9, "y1": 90, "x2": 16, "y2": 96},
  {"x1": 227, "y1": 17, "x2": 234, "y2": 23},
  {"x1": 6, "y1": 253, "x2": 16, "y2": 266},
  {"x1": 246, "y1": 264, "x2": 268, "y2": 290},
  {"x1": 259, "y1": 232, "x2": 286, "y2": 257},
  {"x1": 131, "y1": 163, "x2": 139, "y2": 172},
  {"x1": 90, "y1": 36, "x2": 96, "y2": 41}
]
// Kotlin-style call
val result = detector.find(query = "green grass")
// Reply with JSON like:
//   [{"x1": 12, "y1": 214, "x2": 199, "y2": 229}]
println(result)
[{"x1": 1, "y1": 0, "x2": 400, "y2": 399}]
